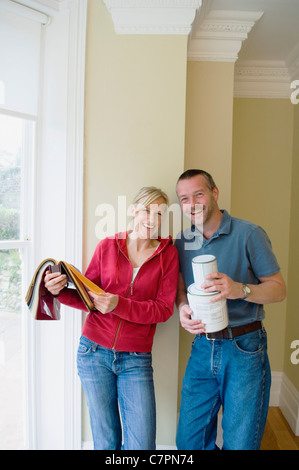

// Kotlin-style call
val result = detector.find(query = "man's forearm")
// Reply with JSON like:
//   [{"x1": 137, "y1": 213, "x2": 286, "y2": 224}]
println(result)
[
  {"x1": 176, "y1": 290, "x2": 188, "y2": 311},
  {"x1": 242, "y1": 274, "x2": 286, "y2": 305}
]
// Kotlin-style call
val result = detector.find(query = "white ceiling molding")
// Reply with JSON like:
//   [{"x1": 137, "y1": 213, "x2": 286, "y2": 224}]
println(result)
[
  {"x1": 234, "y1": 38, "x2": 299, "y2": 99},
  {"x1": 286, "y1": 43, "x2": 299, "y2": 82},
  {"x1": 188, "y1": 10, "x2": 263, "y2": 62},
  {"x1": 102, "y1": 0, "x2": 202, "y2": 35},
  {"x1": 234, "y1": 61, "x2": 291, "y2": 99}
]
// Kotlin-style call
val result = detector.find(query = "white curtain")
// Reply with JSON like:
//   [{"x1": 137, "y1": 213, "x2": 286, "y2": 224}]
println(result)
[{"x1": 0, "y1": 0, "x2": 48, "y2": 116}]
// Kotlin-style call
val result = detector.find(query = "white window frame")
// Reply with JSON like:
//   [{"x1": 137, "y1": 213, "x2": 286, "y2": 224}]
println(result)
[
  {"x1": 0, "y1": 111, "x2": 35, "y2": 450},
  {"x1": 1, "y1": 0, "x2": 87, "y2": 449},
  {"x1": 34, "y1": 0, "x2": 87, "y2": 450}
]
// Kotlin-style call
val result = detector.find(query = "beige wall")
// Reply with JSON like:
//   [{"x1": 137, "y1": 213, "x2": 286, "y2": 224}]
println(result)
[
  {"x1": 83, "y1": 0, "x2": 187, "y2": 446},
  {"x1": 232, "y1": 97, "x2": 299, "y2": 391},
  {"x1": 284, "y1": 104, "x2": 299, "y2": 390},
  {"x1": 84, "y1": 1, "x2": 187, "y2": 262},
  {"x1": 232, "y1": 98, "x2": 293, "y2": 372},
  {"x1": 184, "y1": 61, "x2": 235, "y2": 211},
  {"x1": 83, "y1": 0, "x2": 298, "y2": 446}
]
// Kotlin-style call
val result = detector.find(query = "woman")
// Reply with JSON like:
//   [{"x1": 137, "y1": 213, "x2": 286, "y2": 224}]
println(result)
[{"x1": 44, "y1": 187, "x2": 179, "y2": 450}]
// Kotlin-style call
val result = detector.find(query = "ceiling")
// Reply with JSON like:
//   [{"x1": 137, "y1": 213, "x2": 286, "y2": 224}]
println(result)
[
  {"x1": 30, "y1": 0, "x2": 299, "y2": 97},
  {"x1": 194, "y1": 0, "x2": 299, "y2": 64},
  {"x1": 33, "y1": 1, "x2": 299, "y2": 71},
  {"x1": 190, "y1": 0, "x2": 299, "y2": 97}
]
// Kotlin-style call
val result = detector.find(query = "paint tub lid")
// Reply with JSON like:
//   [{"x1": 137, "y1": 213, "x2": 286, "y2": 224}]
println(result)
[
  {"x1": 192, "y1": 254, "x2": 216, "y2": 264},
  {"x1": 187, "y1": 283, "x2": 219, "y2": 296}
]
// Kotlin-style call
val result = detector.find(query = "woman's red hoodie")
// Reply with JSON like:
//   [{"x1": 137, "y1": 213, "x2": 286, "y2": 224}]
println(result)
[{"x1": 58, "y1": 232, "x2": 179, "y2": 352}]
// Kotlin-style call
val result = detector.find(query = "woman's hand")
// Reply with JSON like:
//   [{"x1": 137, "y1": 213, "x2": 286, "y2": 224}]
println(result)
[
  {"x1": 89, "y1": 292, "x2": 119, "y2": 314},
  {"x1": 44, "y1": 271, "x2": 68, "y2": 296}
]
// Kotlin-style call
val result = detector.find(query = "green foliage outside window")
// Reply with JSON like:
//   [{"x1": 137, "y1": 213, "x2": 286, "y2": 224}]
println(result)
[{"x1": 0, "y1": 166, "x2": 22, "y2": 313}]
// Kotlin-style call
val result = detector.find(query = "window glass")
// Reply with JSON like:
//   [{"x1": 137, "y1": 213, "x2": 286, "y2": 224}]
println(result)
[
  {"x1": 0, "y1": 249, "x2": 24, "y2": 450},
  {"x1": 0, "y1": 114, "x2": 34, "y2": 449},
  {"x1": 0, "y1": 114, "x2": 23, "y2": 241}
]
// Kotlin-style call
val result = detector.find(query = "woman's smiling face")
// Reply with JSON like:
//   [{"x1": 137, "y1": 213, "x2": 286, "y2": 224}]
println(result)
[{"x1": 132, "y1": 196, "x2": 167, "y2": 239}]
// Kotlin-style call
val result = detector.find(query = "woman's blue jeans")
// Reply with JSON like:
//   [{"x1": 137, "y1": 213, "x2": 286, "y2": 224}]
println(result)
[
  {"x1": 176, "y1": 327, "x2": 271, "y2": 450},
  {"x1": 77, "y1": 335, "x2": 156, "y2": 450}
]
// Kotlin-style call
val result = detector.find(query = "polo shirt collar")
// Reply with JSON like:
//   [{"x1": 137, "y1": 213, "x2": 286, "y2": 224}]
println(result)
[
  {"x1": 216, "y1": 209, "x2": 231, "y2": 236},
  {"x1": 190, "y1": 209, "x2": 232, "y2": 239}
]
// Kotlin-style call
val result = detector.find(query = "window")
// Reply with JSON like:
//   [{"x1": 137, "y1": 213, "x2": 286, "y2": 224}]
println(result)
[
  {"x1": 0, "y1": 114, "x2": 35, "y2": 449},
  {"x1": 0, "y1": 4, "x2": 41, "y2": 449},
  {"x1": 0, "y1": 0, "x2": 86, "y2": 449}
]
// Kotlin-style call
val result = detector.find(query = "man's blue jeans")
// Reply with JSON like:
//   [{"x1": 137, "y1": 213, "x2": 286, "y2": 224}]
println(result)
[
  {"x1": 77, "y1": 335, "x2": 156, "y2": 450},
  {"x1": 176, "y1": 327, "x2": 271, "y2": 450}
]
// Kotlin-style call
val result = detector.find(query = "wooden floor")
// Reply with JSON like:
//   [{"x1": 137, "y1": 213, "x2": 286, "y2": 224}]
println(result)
[{"x1": 260, "y1": 407, "x2": 299, "y2": 450}]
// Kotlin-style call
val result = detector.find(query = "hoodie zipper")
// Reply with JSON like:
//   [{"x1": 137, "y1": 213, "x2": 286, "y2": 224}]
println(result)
[
  {"x1": 112, "y1": 320, "x2": 122, "y2": 350},
  {"x1": 112, "y1": 273, "x2": 137, "y2": 349},
  {"x1": 111, "y1": 241, "x2": 164, "y2": 350}
]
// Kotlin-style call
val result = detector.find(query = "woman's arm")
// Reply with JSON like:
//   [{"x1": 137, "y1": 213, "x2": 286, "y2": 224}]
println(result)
[{"x1": 92, "y1": 246, "x2": 179, "y2": 325}]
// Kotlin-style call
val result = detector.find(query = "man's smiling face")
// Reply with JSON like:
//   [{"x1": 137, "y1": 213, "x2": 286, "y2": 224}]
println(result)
[{"x1": 176, "y1": 175, "x2": 219, "y2": 229}]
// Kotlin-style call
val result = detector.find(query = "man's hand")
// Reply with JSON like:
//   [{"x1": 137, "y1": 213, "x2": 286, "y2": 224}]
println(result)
[
  {"x1": 202, "y1": 272, "x2": 242, "y2": 302},
  {"x1": 179, "y1": 303, "x2": 206, "y2": 335},
  {"x1": 202, "y1": 271, "x2": 286, "y2": 304}
]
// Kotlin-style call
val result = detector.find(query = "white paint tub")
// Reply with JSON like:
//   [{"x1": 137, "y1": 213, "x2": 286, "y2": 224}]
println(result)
[{"x1": 187, "y1": 283, "x2": 228, "y2": 333}]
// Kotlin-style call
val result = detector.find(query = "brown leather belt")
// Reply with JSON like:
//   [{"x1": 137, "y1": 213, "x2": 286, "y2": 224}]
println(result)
[{"x1": 202, "y1": 321, "x2": 262, "y2": 340}]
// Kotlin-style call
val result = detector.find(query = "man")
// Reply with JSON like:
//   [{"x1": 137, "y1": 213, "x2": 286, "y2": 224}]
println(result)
[{"x1": 175, "y1": 169, "x2": 286, "y2": 450}]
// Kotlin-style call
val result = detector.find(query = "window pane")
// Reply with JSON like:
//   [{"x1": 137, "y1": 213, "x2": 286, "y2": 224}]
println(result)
[
  {"x1": 0, "y1": 248, "x2": 24, "y2": 450},
  {"x1": 0, "y1": 114, "x2": 23, "y2": 241}
]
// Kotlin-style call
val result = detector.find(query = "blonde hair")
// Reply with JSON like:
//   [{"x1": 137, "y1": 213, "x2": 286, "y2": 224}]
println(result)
[{"x1": 132, "y1": 186, "x2": 169, "y2": 207}]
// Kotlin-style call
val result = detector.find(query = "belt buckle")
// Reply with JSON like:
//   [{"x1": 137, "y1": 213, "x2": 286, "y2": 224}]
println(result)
[
  {"x1": 205, "y1": 328, "x2": 230, "y2": 340},
  {"x1": 205, "y1": 332, "x2": 215, "y2": 341}
]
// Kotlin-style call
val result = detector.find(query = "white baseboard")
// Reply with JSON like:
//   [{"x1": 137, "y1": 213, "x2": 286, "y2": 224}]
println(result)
[
  {"x1": 259, "y1": 371, "x2": 299, "y2": 436},
  {"x1": 270, "y1": 371, "x2": 283, "y2": 406},
  {"x1": 279, "y1": 373, "x2": 299, "y2": 436},
  {"x1": 82, "y1": 441, "x2": 93, "y2": 450}
]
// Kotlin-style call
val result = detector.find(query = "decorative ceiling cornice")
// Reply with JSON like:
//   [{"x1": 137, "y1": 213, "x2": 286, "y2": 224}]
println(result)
[
  {"x1": 234, "y1": 61, "x2": 291, "y2": 99},
  {"x1": 188, "y1": 10, "x2": 263, "y2": 62},
  {"x1": 234, "y1": 41, "x2": 299, "y2": 99},
  {"x1": 103, "y1": 0, "x2": 202, "y2": 35}
]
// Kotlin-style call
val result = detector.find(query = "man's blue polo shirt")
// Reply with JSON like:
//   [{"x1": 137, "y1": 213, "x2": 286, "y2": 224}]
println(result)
[{"x1": 174, "y1": 210, "x2": 280, "y2": 327}]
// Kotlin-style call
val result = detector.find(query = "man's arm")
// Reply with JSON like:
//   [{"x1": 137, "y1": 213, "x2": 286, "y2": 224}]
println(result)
[
  {"x1": 203, "y1": 271, "x2": 286, "y2": 304},
  {"x1": 176, "y1": 273, "x2": 206, "y2": 335}
]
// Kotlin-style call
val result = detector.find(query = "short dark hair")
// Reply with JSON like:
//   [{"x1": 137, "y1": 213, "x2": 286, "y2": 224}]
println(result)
[{"x1": 177, "y1": 169, "x2": 216, "y2": 192}]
